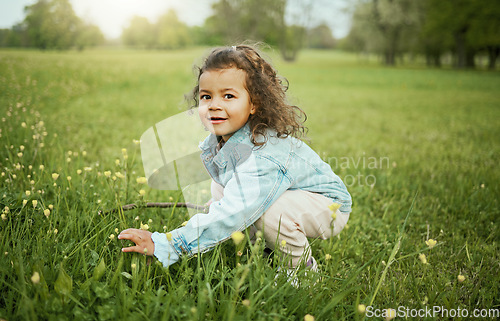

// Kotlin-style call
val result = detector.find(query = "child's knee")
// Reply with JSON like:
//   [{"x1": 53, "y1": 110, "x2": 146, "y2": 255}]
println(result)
[{"x1": 331, "y1": 210, "x2": 350, "y2": 237}]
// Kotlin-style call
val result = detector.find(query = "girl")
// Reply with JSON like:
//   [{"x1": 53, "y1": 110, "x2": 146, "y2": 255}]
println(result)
[{"x1": 119, "y1": 45, "x2": 352, "y2": 272}]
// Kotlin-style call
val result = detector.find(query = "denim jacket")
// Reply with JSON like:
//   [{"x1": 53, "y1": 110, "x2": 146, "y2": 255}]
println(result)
[{"x1": 151, "y1": 123, "x2": 352, "y2": 267}]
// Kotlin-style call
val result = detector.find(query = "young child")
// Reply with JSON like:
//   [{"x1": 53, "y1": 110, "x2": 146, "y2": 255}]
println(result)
[{"x1": 119, "y1": 45, "x2": 352, "y2": 271}]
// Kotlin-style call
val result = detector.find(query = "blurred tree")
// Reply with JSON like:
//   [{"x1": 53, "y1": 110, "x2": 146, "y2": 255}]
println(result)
[
  {"x1": 205, "y1": 0, "x2": 312, "y2": 62},
  {"x1": 75, "y1": 23, "x2": 105, "y2": 50},
  {"x1": 307, "y1": 24, "x2": 336, "y2": 49},
  {"x1": 122, "y1": 16, "x2": 156, "y2": 49},
  {"x1": 156, "y1": 9, "x2": 191, "y2": 49}
]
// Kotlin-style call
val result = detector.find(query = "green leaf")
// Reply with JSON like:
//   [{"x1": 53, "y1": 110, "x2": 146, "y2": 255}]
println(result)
[
  {"x1": 93, "y1": 257, "x2": 106, "y2": 281},
  {"x1": 120, "y1": 272, "x2": 132, "y2": 279},
  {"x1": 54, "y1": 263, "x2": 73, "y2": 297}
]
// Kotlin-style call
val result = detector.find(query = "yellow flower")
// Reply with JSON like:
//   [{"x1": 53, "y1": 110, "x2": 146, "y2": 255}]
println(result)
[
  {"x1": 82, "y1": 151, "x2": 87, "y2": 156},
  {"x1": 131, "y1": 263, "x2": 136, "y2": 269},
  {"x1": 181, "y1": 221, "x2": 188, "y2": 227},
  {"x1": 139, "y1": 189, "x2": 146, "y2": 196},
  {"x1": 21, "y1": 122, "x2": 27, "y2": 128},
  {"x1": 109, "y1": 234, "x2": 115, "y2": 240},
  {"x1": 39, "y1": 165, "x2": 44, "y2": 171},
  {"x1": 425, "y1": 239, "x2": 437, "y2": 249},
  {"x1": 115, "y1": 159, "x2": 120, "y2": 166},
  {"x1": 77, "y1": 169, "x2": 82, "y2": 175},
  {"x1": 1, "y1": 214, "x2": 6, "y2": 221},
  {"x1": 357, "y1": 304, "x2": 366, "y2": 314},
  {"x1": 115, "y1": 228, "x2": 119, "y2": 233},
  {"x1": 385, "y1": 308, "x2": 396, "y2": 321},
  {"x1": 281, "y1": 240, "x2": 287, "y2": 247},
  {"x1": 328, "y1": 203, "x2": 341, "y2": 212},
  {"x1": 48, "y1": 204, "x2": 54, "y2": 210},
  {"x1": 84, "y1": 167, "x2": 92, "y2": 172},
  {"x1": 31, "y1": 271, "x2": 40, "y2": 284},
  {"x1": 66, "y1": 176, "x2": 71, "y2": 181},
  {"x1": 331, "y1": 212, "x2": 337, "y2": 220},
  {"x1": 52, "y1": 173, "x2": 59, "y2": 180},
  {"x1": 418, "y1": 253, "x2": 428, "y2": 264},
  {"x1": 140, "y1": 222, "x2": 149, "y2": 230},
  {"x1": 115, "y1": 172, "x2": 125, "y2": 179},
  {"x1": 325, "y1": 254, "x2": 332, "y2": 261},
  {"x1": 136, "y1": 177, "x2": 148, "y2": 184},
  {"x1": 166, "y1": 232, "x2": 172, "y2": 241},
  {"x1": 66, "y1": 157, "x2": 71, "y2": 163},
  {"x1": 304, "y1": 314, "x2": 315, "y2": 321},
  {"x1": 457, "y1": 274, "x2": 465, "y2": 282},
  {"x1": 20, "y1": 145, "x2": 25, "y2": 151},
  {"x1": 242, "y1": 299, "x2": 251, "y2": 307},
  {"x1": 32, "y1": 200, "x2": 38, "y2": 208},
  {"x1": 17, "y1": 152, "x2": 23, "y2": 158},
  {"x1": 231, "y1": 231, "x2": 245, "y2": 245},
  {"x1": 133, "y1": 139, "x2": 140, "y2": 145},
  {"x1": 122, "y1": 148, "x2": 127, "y2": 155},
  {"x1": 3, "y1": 206, "x2": 9, "y2": 213},
  {"x1": 25, "y1": 190, "x2": 31, "y2": 196},
  {"x1": 23, "y1": 199, "x2": 28, "y2": 206},
  {"x1": 44, "y1": 209, "x2": 50, "y2": 218},
  {"x1": 104, "y1": 171, "x2": 111, "y2": 177},
  {"x1": 53, "y1": 229, "x2": 58, "y2": 234}
]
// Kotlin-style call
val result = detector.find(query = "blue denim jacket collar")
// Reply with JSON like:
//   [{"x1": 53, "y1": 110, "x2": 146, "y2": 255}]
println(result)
[{"x1": 199, "y1": 123, "x2": 252, "y2": 169}]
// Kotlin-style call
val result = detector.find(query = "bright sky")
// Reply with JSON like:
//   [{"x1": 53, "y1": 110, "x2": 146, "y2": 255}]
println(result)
[{"x1": 0, "y1": 0, "x2": 350, "y2": 39}]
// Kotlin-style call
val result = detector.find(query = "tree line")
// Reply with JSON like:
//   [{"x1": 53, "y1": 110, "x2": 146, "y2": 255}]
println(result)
[
  {"x1": 0, "y1": 0, "x2": 498, "y2": 68},
  {"x1": 343, "y1": 0, "x2": 500, "y2": 69}
]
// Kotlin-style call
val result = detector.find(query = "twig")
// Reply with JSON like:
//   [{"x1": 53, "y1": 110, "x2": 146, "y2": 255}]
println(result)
[{"x1": 99, "y1": 202, "x2": 207, "y2": 215}]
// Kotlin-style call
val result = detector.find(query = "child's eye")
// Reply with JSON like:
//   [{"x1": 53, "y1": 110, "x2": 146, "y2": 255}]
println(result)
[
  {"x1": 200, "y1": 94, "x2": 211, "y2": 100},
  {"x1": 224, "y1": 94, "x2": 235, "y2": 99}
]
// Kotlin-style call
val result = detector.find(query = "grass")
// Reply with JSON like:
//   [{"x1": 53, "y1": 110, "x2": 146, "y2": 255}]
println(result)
[{"x1": 0, "y1": 48, "x2": 499, "y2": 320}]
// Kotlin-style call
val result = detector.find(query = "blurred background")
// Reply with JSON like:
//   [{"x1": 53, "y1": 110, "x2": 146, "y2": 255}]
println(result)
[{"x1": 0, "y1": 0, "x2": 498, "y2": 69}]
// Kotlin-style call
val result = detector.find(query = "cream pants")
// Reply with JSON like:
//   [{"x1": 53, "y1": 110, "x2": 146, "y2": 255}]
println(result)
[{"x1": 211, "y1": 181, "x2": 350, "y2": 267}]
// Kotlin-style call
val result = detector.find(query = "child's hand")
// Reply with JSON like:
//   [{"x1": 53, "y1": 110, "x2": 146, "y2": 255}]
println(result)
[{"x1": 118, "y1": 228, "x2": 155, "y2": 256}]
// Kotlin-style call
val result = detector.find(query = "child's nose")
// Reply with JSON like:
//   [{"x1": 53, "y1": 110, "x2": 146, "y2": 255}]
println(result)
[{"x1": 208, "y1": 98, "x2": 223, "y2": 110}]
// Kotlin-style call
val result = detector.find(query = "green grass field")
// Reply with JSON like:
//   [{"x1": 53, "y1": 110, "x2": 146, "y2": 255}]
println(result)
[{"x1": 1, "y1": 48, "x2": 499, "y2": 320}]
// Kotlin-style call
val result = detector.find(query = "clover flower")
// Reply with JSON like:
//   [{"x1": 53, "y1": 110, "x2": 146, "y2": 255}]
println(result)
[
  {"x1": 136, "y1": 177, "x2": 147, "y2": 184},
  {"x1": 31, "y1": 271, "x2": 40, "y2": 284},
  {"x1": 231, "y1": 231, "x2": 245, "y2": 245},
  {"x1": 425, "y1": 239, "x2": 437, "y2": 249}
]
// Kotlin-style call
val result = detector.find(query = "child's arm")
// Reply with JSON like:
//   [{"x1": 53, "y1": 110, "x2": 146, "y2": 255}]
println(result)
[{"x1": 118, "y1": 228, "x2": 155, "y2": 256}]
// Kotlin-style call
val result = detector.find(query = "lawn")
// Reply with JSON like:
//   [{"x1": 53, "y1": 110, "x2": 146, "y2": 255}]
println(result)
[{"x1": 0, "y1": 48, "x2": 499, "y2": 320}]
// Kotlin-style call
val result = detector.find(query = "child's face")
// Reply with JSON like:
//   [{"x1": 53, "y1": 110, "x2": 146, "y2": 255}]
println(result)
[{"x1": 198, "y1": 68, "x2": 255, "y2": 142}]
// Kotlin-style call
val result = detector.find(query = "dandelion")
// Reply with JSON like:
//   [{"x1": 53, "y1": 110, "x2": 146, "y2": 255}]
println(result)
[
  {"x1": 281, "y1": 240, "x2": 287, "y2": 247},
  {"x1": 66, "y1": 176, "x2": 71, "y2": 181},
  {"x1": 32, "y1": 200, "x2": 38, "y2": 208},
  {"x1": 325, "y1": 254, "x2": 332, "y2": 261},
  {"x1": 136, "y1": 177, "x2": 147, "y2": 184},
  {"x1": 44, "y1": 209, "x2": 50, "y2": 218},
  {"x1": 418, "y1": 253, "x2": 428, "y2": 264},
  {"x1": 425, "y1": 239, "x2": 437, "y2": 249},
  {"x1": 26, "y1": 190, "x2": 31, "y2": 196},
  {"x1": 458, "y1": 274, "x2": 465, "y2": 282},
  {"x1": 39, "y1": 165, "x2": 44, "y2": 171},
  {"x1": 328, "y1": 203, "x2": 341, "y2": 212},
  {"x1": 140, "y1": 222, "x2": 149, "y2": 230},
  {"x1": 385, "y1": 308, "x2": 396, "y2": 321},
  {"x1": 242, "y1": 299, "x2": 251, "y2": 307},
  {"x1": 166, "y1": 232, "x2": 172, "y2": 241},
  {"x1": 31, "y1": 271, "x2": 40, "y2": 284},
  {"x1": 139, "y1": 189, "x2": 146, "y2": 196},
  {"x1": 357, "y1": 304, "x2": 366, "y2": 314},
  {"x1": 52, "y1": 173, "x2": 59, "y2": 180},
  {"x1": 109, "y1": 234, "x2": 115, "y2": 240},
  {"x1": 115, "y1": 172, "x2": 125, "y2": 179},
  {"x1": 104, "y1": 171, "x2": 111, "y2": 177},
  {"x1": 231, "y1": 231, "x2": 245, "y2": 245},
  {"x1": 304, "y1": 314, "x2": 315, "y2": 321}
]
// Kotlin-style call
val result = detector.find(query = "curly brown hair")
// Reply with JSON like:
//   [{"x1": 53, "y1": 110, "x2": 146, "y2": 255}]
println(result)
[{"x1": 188, "y1": 44, "x2": 307, "y2": 146}]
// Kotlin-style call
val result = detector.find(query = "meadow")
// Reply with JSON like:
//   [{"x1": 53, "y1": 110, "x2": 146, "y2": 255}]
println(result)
[{"x1": 0, "y1": 48, "x2": 499, "y2": 320}]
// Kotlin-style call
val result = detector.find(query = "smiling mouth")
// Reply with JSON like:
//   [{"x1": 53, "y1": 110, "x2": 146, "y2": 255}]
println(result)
[{"x1": 209, "y1": 117, "x2": 227, "y2": 123}]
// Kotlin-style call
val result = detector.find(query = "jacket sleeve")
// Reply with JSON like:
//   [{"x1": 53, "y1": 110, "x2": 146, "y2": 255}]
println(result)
[{"x1": 152, "y1": 154, "x2": 291, "y2": 267}]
